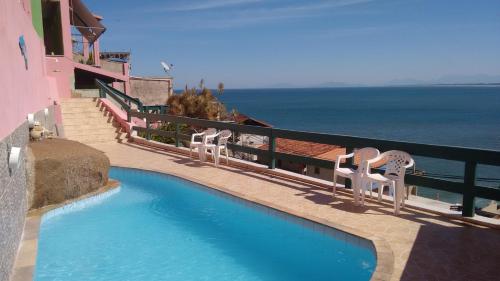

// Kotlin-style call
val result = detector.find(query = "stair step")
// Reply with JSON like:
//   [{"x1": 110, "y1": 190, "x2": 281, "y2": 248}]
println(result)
[
  {"x1": 61, "y1": 98, "x2": 126, "y2": 144},
  {"x1": 65, "y1": 127, "x2": 123, "y2": 136},
  {"x1": 63, "y1": 122, "x2": 120, "y2": 130},
  {"x1": 60, "y1": 98, "x2": 96, "y2": 103},
  {"x1": 61, "y1": 106, "x2": 102, "y2": 113},
  {"x1": 63, "y1": 118, "x2": 119, "y2": 128},
  {"x1": 63, "y1": 111, "x2": 109, "y2": 118}
]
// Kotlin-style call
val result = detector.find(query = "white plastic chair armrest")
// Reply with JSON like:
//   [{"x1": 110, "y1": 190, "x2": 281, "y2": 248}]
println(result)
[
  {"x1": 365, "y1": 154, "x2": 384, "y2": 166},
  {"x1": 405, "y1": 158, "x2": 415, "y2": 170},
  {"x1": 335, "y1": 152, "x2": 354, "y2": 169},
  {"x1": 364, "y1": 154, "x2": 385, "y2": 176},
  {"x1": 191, "y1": 132, "x2": 205, "y2": 143},
  {"x1": 203, "y1": 133, "x2": 219, "y2": 145}
]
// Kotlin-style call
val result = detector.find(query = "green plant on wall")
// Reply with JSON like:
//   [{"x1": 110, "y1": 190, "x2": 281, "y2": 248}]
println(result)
[{"x1": 31, "y1": 0, "x2": 44, "y2": 38}]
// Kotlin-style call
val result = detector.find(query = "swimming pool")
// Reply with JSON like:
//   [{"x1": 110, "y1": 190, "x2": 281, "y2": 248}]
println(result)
[{"x1": 34, "y1": 167, "x2": 376, "y2": 281}]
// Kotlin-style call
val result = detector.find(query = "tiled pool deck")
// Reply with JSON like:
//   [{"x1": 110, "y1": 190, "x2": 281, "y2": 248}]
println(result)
[{"x1": 14, "y1": 141, "x2": 499, "y2": 281}]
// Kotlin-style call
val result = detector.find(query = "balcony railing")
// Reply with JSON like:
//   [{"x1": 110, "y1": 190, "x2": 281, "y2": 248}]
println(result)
[{"x1": 126, "y1": 110, "x2": 500, "y2": 218}]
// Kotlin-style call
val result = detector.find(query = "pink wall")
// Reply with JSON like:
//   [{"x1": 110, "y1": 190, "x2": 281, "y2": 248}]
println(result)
[{"x1": 0, "y1": 0, "x2": 60, "y2": 140}]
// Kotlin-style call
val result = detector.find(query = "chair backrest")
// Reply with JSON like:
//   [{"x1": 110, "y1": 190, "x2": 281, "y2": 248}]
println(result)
[
  {"x1": 203, "y1": 128, "x2": 217, "y2": 135},
  {"x1": 381, "y1": 150, "x2": 413, "y2": 178},
  {"x1": 217, "y1": 130, "x2": 232, "y2": 146},
  {"x1": 355, "y1": 147, "x2": 380, "y2": 173},
  {"x1": 202, "y1": 128, "x2": 217, "y2": 144}
]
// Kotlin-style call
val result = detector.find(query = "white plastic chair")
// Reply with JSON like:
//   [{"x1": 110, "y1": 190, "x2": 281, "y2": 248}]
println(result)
[
  {"x1": 204, "y1": 130, "x2": 232, "y2": 167},
  {"x1": 363, "y1": 150, "x2": 415, "y2": 215},
  {"x1": 189, "y1": 128, "x2": 216, "y2": 159},
  {"x1": 333, "y1": 147, "x2": 380, "y2": 204}
]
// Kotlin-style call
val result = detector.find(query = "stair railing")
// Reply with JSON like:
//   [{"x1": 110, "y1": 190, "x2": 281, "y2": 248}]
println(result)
[{"x1": 95, "y1": 79, "x2": 168, "y2": 119}]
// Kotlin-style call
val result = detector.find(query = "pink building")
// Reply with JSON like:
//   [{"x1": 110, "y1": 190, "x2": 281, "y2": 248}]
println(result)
[{"x1": 0, "y1": 0, "x2": 130, "y2": 140}]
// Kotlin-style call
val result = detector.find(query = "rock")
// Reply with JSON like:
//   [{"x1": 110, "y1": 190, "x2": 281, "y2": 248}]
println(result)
[{"x1": 27, "y1": 138, "x2": 110, "y2": 209}]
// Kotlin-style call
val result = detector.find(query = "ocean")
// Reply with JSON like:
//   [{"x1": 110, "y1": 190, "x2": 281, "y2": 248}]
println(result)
[{"x1": 218, "y1": 86, "x2": 500, "y2": 206}]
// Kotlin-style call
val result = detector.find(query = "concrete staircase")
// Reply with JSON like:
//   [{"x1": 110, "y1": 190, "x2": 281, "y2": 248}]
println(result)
[{"x1": 60, "y1": 98, "x2": 127, "y2": 144}]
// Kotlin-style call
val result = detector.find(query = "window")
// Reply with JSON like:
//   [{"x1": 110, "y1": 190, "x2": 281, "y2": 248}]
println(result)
[{"x1": 314, "y1": 167, "x2": 320, "y2": 174}]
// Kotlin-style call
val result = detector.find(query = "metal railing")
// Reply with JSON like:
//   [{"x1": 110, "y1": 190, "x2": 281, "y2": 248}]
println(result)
[
  {"x1": 127, "y1": 111, "x2": 500, "y2": 218},
  {"x1": 95, "y1": 79, "x2": 168, "y2": 119}
]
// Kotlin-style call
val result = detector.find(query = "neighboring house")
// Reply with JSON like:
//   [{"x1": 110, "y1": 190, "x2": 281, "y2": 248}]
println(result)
[
  {"x1": 259, "y1": 138, "x2": 346, "y2": 181},
  {"x1": 233, "y1": 114, "x2": 272, "y2": 161}
]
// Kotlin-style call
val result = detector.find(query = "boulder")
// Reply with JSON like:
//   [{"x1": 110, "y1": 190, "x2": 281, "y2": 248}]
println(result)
[{"x1": 27, "y1": 139, "x2": 110, "y2": 209}]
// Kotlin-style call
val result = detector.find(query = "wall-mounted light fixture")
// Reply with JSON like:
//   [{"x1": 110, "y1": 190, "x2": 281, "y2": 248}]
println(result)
[
  {"x1": 8, "y1": 146, "x2": 22, "y2": 175},
  {"x1": 27, "y1": 113, "x2": 35, "y2": 128}
]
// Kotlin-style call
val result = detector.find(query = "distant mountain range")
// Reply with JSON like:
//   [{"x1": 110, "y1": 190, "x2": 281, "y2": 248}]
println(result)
[
  {"x1": 262, "y1": 74, "x2": 500, "y2": 89},
  {"x1": 387, "y1": 74, "x2": 500, "y2": 86}
]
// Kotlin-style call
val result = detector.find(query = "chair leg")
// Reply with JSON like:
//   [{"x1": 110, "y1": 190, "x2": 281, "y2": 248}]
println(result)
[
  {"x1": 391, "y1": 181, "x2": 399, "y2": 215},
  {"x1": 360, "y1": 179, "x2": 366, "y2": 206},
  {"x1": 332, "y1": 173, "x2": 337, "y2": 197},
  {"x1": 214, "y1": 148, "x2": 220, "y2": 167},
  {"x1": 190, "y1": 147, "x2": 192, "y2": 158},
  {"x1": 352, "y1": 177, "x2": 360, "y2": 205},
  {"x1": 378, "y1": 183, "x2": 383, "y2": 202},
  {"x1": 225, "y1": 148, "x2": 229, "y2": 164},
  {"x1": 400, "y1": 183, "x2": 406, "y2": 208}
]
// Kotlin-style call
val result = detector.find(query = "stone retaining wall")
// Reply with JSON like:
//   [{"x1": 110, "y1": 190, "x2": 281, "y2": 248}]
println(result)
[{"x1": 0, "y1": 106, "x2": 57, "y2": 281}]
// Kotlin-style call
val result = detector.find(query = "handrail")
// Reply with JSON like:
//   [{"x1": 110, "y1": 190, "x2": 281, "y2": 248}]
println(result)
[
  {"x1": 95, "y1": 79, "x2": 142, "y2": 109},
  {"x1": 128, "y1": 111, "x2": 500, "y2": 217},
  {"x1": 95, "y1": 79, "x2": 169, "y2": 117}
]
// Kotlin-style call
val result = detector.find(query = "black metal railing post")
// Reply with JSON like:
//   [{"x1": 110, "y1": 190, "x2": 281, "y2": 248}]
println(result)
[
  {"x1": 138, "y1": 101, "x2": 144, "y2": 113},
  {"x1": 146, "y1": 118, "x2": 151, "y2": 140},
  {"x1": 126, "y1": 110, "x2": 131, "y2": 122},
  {"x1": 175, "y1": 123, "x2": 180, "y2": 147},
  {"x1": 462, "y1": 161, "x2": 477, "y2": 217},
  {"x1": 268, "y1": 130, "x2": 276, "y2": 169}
]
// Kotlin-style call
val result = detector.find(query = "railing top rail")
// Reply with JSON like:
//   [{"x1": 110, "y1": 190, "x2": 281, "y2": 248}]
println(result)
[
  {"x1": 95, "y1": 79, "x2": 142, "y2": 106},
  {"x1": 131, "y1": 111, "x2": 500, "y2": 165}
]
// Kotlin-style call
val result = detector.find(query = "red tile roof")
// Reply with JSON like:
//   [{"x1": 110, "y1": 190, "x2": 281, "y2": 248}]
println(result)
[
  {"x1": 259, "y1": 138, "x2": 384, "y2": 167},
  {"x1": 259, "y1": 138, "x2": 344, "y2": 161},
  {"x1": 234, "y1": 114, "x2": 272, "y2": 127}
]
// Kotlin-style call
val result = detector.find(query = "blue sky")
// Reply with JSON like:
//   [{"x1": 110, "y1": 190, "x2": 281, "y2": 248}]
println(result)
[{"x1": 85, "y1": 0, "x2": 500, "y2": 88}]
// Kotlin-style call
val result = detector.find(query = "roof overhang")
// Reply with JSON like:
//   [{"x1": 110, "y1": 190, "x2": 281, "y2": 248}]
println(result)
[{"x1": 69, "y1": 0, "x2": 106, "y2": 43}]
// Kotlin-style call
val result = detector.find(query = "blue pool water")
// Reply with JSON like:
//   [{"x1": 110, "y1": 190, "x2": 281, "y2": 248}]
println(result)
[{"x1": 35, "y1": 167, "x2": 376, "y2": 281}]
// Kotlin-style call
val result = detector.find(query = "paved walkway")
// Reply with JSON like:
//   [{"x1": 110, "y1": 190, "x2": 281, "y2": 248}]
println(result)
[{"x1": 92, "y1": 142, "x2": 500, "y2": 281}]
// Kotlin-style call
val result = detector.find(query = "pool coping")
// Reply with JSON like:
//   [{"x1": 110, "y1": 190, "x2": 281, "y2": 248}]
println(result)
[
  {"x1": 111, "y1": 165, "x2": 395, "y2": 281},
  {"x1": 10, "y1": 180, "x2": 120, "y2": 281}
]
